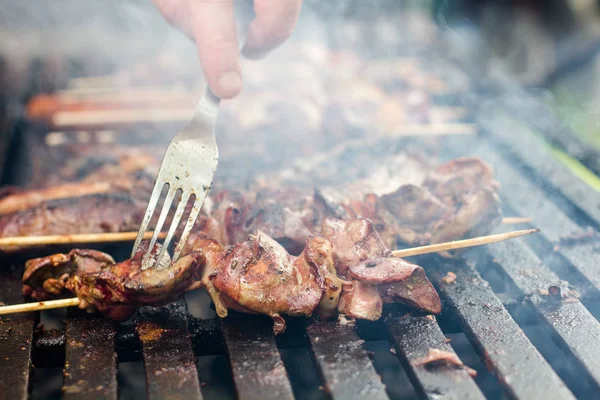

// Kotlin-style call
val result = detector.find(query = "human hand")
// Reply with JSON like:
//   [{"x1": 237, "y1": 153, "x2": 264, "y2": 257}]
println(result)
[{"x1": 154, "y1": 0, "x2": 303, "y2": 98}]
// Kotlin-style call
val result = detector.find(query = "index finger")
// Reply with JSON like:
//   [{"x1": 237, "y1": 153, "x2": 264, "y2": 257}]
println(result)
[
  {"x1": 188, "y1": 0, "x2": 242, "y2": 98},
  {"x1": 241, "y1": 0, "x2": 303, "y2": 59}
]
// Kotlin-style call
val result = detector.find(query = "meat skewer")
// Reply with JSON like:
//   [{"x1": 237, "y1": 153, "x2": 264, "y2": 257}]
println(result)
[
  {"x1": 0, "y1": 157, "x2": 504, "y2": 260},
  {"x1": 16, "y1": 218, "x2": 439, "y2": 334},
  {"x1": 0, "y1": 227, "x2": 539, "y2": 323}
]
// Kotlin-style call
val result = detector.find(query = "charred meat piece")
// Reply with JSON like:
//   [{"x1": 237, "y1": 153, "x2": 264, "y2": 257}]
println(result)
[
  {"x1": 22, "y1": 249, "x2": 115, "y2": 300},
  {"x1": 356, "y1": 258, "x2": 441, "y2": 314},
  {"x1": 338, "y1": 281, "x2": 383, "y2": 321},
  {"x1": 323, "y1": 217, "x2": 441, "y2": 315},
  {"x1": 321, "y1": 218, "x2": 390, "y2": 276},
  {"x1": 429, "y1": 187, "x2": 502, "y2": 256},
  {"x1": 236, "y1": 188, "x2": 315, "y2": 255},
  {"x1": 0, "y1": 167, "x2": 155, "y2": 215},
  {"x1": 23, "y1": 242, "x2": 204, "y2": 320},
  {"x1": 210, "y1": 190, "x2": 249, "y2": 245},
  {"x1": 0, "y1": 194, "x2": 145, "y2": 240},
  {"x1": 423, "y1": 157, "x2": 496, "y2": 205},
  {"x1": 71, "y1": 242, "x2": 203, "y2": 320},
  {"x1": 376, "y1": 184, "x2": 447, "y2": 246},
  {"x1": 372, "y1": 158, "x2": 501, "y2": 252},
  {"x1": 212, "y1": 231, "x2": 326, "y2": 334},
  {"x1": 413, "y1": 348, "x2": 477, "y2": 377}
]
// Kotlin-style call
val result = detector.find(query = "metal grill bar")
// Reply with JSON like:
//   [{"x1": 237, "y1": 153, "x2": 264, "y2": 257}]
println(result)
[
  {"x1": 468, "y1": 139, "x2": 600, "y2": 296},
  {"x1": 135, "y1": 301, "x2": 203, "y2": 400},
  {"x1": 63, "y1": 311, "x2": 117, "y2": 400},
  {"x1": 0, "y1": 269, "x2": 34, "y2": 400},
  {"x1": 490, "y1": 95, "x2": 600, "y2": 179},
  {"x1": 306, "y1": 321, "x2": 389, "y2": 400},
  {"x1": 426, "y1": 258, "x2": 575, "y2": 399},
  {"x1": 384, "y1": 313, "x2": 485, "y2": 399},
  {"x1": 221, "y1": 316, "x2": 295, "y2": 400},
  {"x1": 478, "y1": 104, "x2": 600, "y2": 227},
  {"x1": 485, "y1": 238, "x2": 600, "y2": 392}
]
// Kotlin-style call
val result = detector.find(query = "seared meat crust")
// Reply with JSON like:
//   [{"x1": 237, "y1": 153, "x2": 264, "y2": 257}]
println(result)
[
  {"x1": 22, "y1": 221, "x2": 441, "y2": 333},
  {"x1": 0, "y1": 194, "x2": 144, "y2": 239}
]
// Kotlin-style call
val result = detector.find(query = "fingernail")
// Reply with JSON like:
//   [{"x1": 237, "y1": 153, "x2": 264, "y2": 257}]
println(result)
[{"x1": 217, "y1": 71, "x2": 242, "y2": 94}]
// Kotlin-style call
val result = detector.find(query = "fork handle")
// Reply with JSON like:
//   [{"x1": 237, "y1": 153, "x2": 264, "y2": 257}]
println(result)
[
  {"x1": 205, "y1": 87, "x2": 221, "y2": 107},
  {"x1": 192, "y1": 87, "x2": 221, "y2": 126}
]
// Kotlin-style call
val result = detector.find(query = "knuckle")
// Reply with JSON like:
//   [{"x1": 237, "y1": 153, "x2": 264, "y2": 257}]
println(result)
[{"x1": 202, "y1": 32, "x2": 238, "y2": 51}]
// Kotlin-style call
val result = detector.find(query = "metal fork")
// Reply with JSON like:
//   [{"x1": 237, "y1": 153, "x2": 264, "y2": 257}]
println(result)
[{"x1": 131, "y1": 87, "x2": 220, "y2": 270}]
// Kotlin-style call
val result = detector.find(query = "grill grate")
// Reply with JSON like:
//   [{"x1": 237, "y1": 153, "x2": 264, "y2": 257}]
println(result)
[
  {"x1": 307, "y1": 321, "x2": 388, "y2": 399},
  {"x1": 385, "y1": 313, "x2": 485, "y2": 399},
  {"x1": 135, "y1": 302, "x2": 202, "y2": 400},
  {"x1": 0, "y1": 270, "x2": 34, "y2": 400},
  {"x1": 427, "y1": 259, "x2": 574, "y2": 399},
  {"x1": 63, "y1": 312, "x2": 117, "y2": 400},
  {"x1": 3, "y1": 66, "x2": 600, "y2": 400},
  {"x1": 221, "y1": 317, "x2": 295, "y2": 400}
]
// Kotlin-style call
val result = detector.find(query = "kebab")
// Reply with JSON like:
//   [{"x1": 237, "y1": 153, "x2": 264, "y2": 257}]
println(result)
[
  {"x1": 20, "y1": 218, "x2": 442, "y2": 334},
  {"x1": 0, "y1": 157, "x2": 505, "y2": 259},
  {"x1": 201, "y1": 157, "x2": 503, "y2": 258}
]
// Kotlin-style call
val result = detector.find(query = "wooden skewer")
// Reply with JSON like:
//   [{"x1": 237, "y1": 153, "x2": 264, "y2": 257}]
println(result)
[
  {"x1": 391, "y1": 228, "x2": 540, "y2": 258},
  {"x1": 502, "y1": 217, "x2": 532, "y2": 224},
  {"x1": 0, "y1": 298, "x2": 81, "y2": 316},
  {"x1": 52, "y1": 106, "x2": 469, "y2": 128},
  {"x1": 0, "y1": 228, "x2": 540, "y2": 316},
  {"x1": 52, "y1": 109, "x2": 196, "y2": 126},
  {"x1": 0, "y1": 231, "x2": 166, "y2": 250}
]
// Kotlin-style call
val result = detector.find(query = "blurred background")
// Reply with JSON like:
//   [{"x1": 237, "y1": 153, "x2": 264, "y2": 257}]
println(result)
[{"x1": 1, "y1": 0, "x2": 600, "y2": 174}]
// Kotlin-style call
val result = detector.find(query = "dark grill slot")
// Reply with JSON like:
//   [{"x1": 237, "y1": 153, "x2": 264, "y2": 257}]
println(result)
[
  {"x1": 221, "y1": 316, "x2": 295, "y2": 400},
  {"x1": 427, "y1": 259, "x2": 575, "y2": 399},
  {"x1": 135, "y1": 301, "x2": 202, "y2": 400},
  {"x1": 306, "y1": 321, "x2": 389, "y2": 400},
  {"x1": 188, "y1": 318, "x2": 225, "y2": 357},
  {"x1": 0, "y1": 269, "x2": 35, "y2": 400},
  {"x1": 33, "y1": 328, "x2": 65, "y2": 369},
  {"x1": 384, "y1": 313, "x2": 485, "y2": 399},
  {"x1": 62, "y1": 312, "x2": 117, "y2": 400}
]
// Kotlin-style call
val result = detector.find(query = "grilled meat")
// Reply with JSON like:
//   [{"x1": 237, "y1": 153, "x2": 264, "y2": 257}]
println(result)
[
  {"x1": 338, "y1": 282, "x2": 383, "y2": 321},
  {"x1": 22, "y1": 249, "x2": 114, "y2": 301},
  {"x1": 0, "y1": 154, "x2": 500, "y2": 261},
  {"x1": 24, "y1": 241, "x2": 204, "y2": 320},
  {"x1": 0, "y1": 194, "x2": 145, "y2": 239},
  {"x1": 413, "y1": 348, "x2": 477, "y2": 378},
  {"x1": 211, "y1": 232, "x2": 338, "y2": 334},
  {"x1": 322, "y1": 218, "x2": 441, "y2": 316},
  {"x1": 29, "y1": 144, "x2": 162, "y2": 189},
  {"x1": 23, "y1": 220, "x2": 441, "y2": 333},
  {"x1": 321, "y1": 218, "x2": 390, "y2": 276},
  {"x1": 207, "y1": 157, "x2": 501, "y2": 257},
  {"x1": 0, "y1": 154, "x2": 156, "y2": 215}
]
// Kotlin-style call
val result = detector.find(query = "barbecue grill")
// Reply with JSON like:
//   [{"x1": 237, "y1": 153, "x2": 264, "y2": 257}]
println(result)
[{"x1": 3, "y1": 2, "x2": 600, "y2": 400}]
